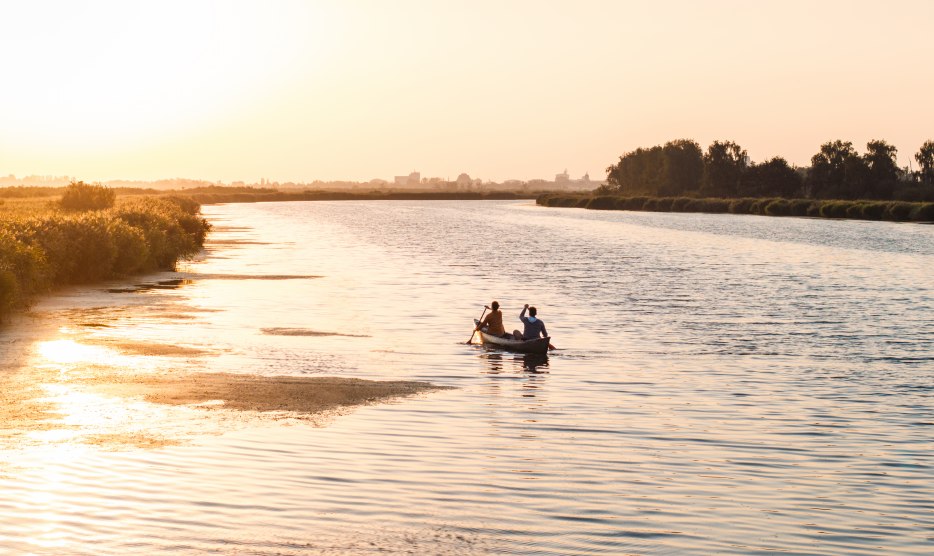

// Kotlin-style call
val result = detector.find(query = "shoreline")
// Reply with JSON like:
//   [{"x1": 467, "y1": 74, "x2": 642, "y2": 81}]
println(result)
[
  {"x1": 1, "y1": 283, "x2": 446, "y2": 449},
  {"x1": 536, "y1": 193, "x2": 934, "y2": 223},
  {"x1": 0, "y1": 216, "x2": 448, "y2": 450},
  {"x1": 190, "y1": 190, "x2": 542, "y2": 204}
]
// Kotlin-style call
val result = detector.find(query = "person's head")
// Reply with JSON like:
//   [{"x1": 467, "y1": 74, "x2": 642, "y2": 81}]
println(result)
[
  {"x1": 528, "y1": 306, "x2": 537, "y2": 317},
  {"x1": 491, "y1": 301, "x2": 500, "y2": 311}
]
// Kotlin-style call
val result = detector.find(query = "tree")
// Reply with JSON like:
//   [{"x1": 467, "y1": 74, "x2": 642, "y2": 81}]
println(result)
[
  {"x1": 659, "y1": 139, "x2": 703, "y2": 196},
  {"x1": 807, "y1": 140, "x2": 868, "y2": 199},
  {"x1": 742, "y1": 157, "x2": 802, "y2": 198},
  {"x1": 606, "y1": 145, "x2": 666, "y2": 195},
  {"x1": 863, "y1": 139, "x2": 899, "y2": 198},
  {"x1": 916, "y1": 140, "x2": 934, "y2": 186},
  {"x1": 701, "y1": 140, "x2": 747, "y2": 197}
]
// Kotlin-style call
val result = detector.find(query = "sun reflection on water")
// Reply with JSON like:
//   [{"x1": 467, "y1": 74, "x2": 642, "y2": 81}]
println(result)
[
  {"x1": 36, "y1": 339, "x2": 112, "y2": 367},
  {"x1": 19, "y1": 334, "x2": 218, "y2": 449}
]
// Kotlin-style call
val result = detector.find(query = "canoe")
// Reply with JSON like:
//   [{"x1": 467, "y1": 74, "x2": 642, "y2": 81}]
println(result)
[{"x1": 474, "y1": 319, "x2": 551, "y2": 354}]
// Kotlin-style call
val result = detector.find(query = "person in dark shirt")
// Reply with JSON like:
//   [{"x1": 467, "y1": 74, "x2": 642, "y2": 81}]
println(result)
[{"x1": 513, "y1": 304, "x2": 547, "y2": 340}]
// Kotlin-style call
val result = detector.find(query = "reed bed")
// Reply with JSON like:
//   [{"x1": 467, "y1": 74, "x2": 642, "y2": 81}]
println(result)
[
  {"x1": 0, "y1": 194, "x2": 209, "y2": 319},
  {"x1": 537, "y1": 194, "x2": 934, "y2": 223}
]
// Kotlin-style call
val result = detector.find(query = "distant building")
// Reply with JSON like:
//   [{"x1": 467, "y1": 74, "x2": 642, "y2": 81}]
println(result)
[
  {"x1": 455, "y1": 173, "x2": 473, "y2": 187},
  {"x1": 548, "y1": 169, "x2": 600, "y2": 191},
  {"x1": 394, "y1": 171, "x2": 420, "y2": 186}
]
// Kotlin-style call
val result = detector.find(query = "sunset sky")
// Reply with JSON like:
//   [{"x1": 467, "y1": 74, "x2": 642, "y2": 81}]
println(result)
[{"x1": 1, "y1": 0, "x2": 931, "y2": 183}]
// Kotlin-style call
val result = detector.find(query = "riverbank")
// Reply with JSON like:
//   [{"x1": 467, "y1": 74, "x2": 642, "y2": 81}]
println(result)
[
  {"x1": 537, "y1": 193, "x2": 934, "y2": 222},
  {"x1": 0, "y1": 195, "x2": 210, "y2": 321},
  {"x1": 187, "y1": 189, "x2": 538, "y2": 204}
]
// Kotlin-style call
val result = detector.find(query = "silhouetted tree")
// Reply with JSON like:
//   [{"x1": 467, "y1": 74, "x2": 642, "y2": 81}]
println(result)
[
  {"x1": 863, "y1": 140, "x2": 899, "y2": 198},
  {"x1": 808, "y1": 140, "x2": 869, "y2": 198},
  {"x1": 659, "y1": 139, "x2": 703, "y2": 196},
  {"x1": 606, "y1": 146, "x2": 665, "y2": 195},
  {"x1": 742, "y1": 157, "x2": 802, "y2": 198},
  {"x1": 606, "y1": 140, "x2": 703, "y2": 196},
  {"x1": 916, "y1": 140, "x2": 934, "y2": 186},
  {"x1": 701, "y1": 140, "x2": 747, "y2": 196}
]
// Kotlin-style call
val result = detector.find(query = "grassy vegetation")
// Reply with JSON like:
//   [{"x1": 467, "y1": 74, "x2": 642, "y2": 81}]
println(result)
[
  {"x1": 0, "y1": 184, "x2": 209, "y2": 320},
  {"x1": 537, "y1": 193, "x2": 934, "y2": 223}
]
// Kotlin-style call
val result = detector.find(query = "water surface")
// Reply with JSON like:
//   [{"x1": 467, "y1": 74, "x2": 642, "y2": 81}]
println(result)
[{"x1": 1, "y1": 200, "x2": 931, "y2": 554}]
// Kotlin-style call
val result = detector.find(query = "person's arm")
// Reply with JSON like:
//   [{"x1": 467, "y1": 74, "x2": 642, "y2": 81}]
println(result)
[
  {"x1": 519, "y1": 305, "x2": 528, "y2": 323},
  {"x1": 476, "y1": 313, "x2": 490, "y2": 330},
  {"x1": 540, "y1": 322, "x2": 548, "y2": 338}
]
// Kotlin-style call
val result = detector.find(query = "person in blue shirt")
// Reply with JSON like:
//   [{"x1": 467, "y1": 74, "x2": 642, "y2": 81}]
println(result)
[{"x1": 513, "y1": 304, "x2": 548, "y2": 341}]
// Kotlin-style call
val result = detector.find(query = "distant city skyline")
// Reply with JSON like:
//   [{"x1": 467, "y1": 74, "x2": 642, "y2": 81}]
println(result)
[{"x1": 1, "y1": 1, "x2": 931, "y2": 183}]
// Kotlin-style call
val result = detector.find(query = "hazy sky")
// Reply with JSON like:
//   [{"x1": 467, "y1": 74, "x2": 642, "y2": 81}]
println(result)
[{"x1": 1, "y1": 0, "x2": 931, "y2": 183}]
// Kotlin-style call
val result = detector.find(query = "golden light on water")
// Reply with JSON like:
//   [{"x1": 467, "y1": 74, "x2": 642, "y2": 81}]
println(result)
[
  {"x1": 36, "y1": 339, "x2": 111, "y2": 367},
  {"x1": 23, "y1": 335, "x2": 195, "y2": 448}
]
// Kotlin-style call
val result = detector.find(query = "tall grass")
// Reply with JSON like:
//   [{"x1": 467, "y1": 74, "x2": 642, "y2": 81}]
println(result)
[
  {"x1": 536, "y1": 194, "x2": 934, "y2": 223},
  {"x1": 0, "y1": 196, "x2": 209, "y2": 320},
  {"x1": 59, "y1": 181, "x2": 116, "y2": 211}
]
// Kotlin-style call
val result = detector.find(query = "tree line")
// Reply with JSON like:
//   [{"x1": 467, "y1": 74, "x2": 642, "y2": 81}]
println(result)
[{"x1": 603, "y1": 139, "x2": 934, "y2": 201}]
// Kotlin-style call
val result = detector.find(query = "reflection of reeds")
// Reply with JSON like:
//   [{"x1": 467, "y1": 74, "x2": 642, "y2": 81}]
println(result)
[
  {"x1": 0, "y1": 196, "x2": 210, "y2": 319},
  {"x1": 538, "y1": 194, "x2": 934, "y2": 223}
]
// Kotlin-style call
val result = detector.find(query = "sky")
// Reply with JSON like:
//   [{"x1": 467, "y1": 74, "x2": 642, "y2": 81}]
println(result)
[{"x1": 0, "y1": 0, "x2": 932, "y2": 183}]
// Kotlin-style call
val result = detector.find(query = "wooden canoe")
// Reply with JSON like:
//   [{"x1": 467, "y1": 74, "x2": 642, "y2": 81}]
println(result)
[{"x1": 474, "y1": 319, "x2": 551, "y2": 354}]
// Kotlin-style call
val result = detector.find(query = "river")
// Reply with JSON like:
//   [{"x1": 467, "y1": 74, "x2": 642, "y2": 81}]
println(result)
[{"x1": 1, "y1": 200, "x2": 931, "y2": 554}]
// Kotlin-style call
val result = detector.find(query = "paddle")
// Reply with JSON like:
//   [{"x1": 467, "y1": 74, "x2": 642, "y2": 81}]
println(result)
[{"x1": 466, "y1": 306, "x2": 489, "y2": 344}]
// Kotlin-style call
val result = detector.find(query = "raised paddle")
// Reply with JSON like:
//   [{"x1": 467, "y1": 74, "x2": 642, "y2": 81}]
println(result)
[{"x1": 466, "y1": 306, "x2": 489, "y2": 344}]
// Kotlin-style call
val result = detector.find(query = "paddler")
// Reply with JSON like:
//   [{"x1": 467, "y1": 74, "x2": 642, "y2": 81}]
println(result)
[
  {"x1": 513, "y1": 304, "x2": 548, "y2": 341},
  {"x1": 475, "y1": 300, "x2": 506, "y2": 337}
]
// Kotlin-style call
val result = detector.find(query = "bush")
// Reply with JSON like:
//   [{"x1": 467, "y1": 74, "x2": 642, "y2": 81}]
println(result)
[
  {"x1": 728, "y1": 198, "x2": 756, "y2": 214},
  {"x1": 764, "y1": 199, "x2": 791, "y2": 216},
  {"x1": 819, "y1": 201, "x2": 850, "y2": 218},
  {"x1": 108, "y1": 220, "x2": 150, "y2": 275},
  {"x1": 694, "y1": 198, "x2": 731, "y2": 212},
  {"x1": 586, "y1": 195, "x2": 618, "y2": 210},
  {"x1": 788, "y1": 199, "x2": 813, "y2": 216},
  {"x1": 60, "y1": 181, "x2": 116, "y2": 211},
  {"x1": 620, "y1": 196, "x2": 649, "y2": 210},
  {"x1": 909, "y1": 203, "x2": 934, "y2": 221},
  {"x1": 0, "y1": 228, "x2": 48, "y2": 315},
  {"x1": 534, "y1": 193, "x2": 934, "y2": 222},
  {"x1": 0, "y1": 195, "x2": 210, "y2": 320},
  {"x1": 670, "y1": 197, "x2": 693, "y2": 212},
  {"x1": 883, "y1": 202, "x2": 914, "y2": 221},
  {"x1": 748, "y1": 198, "x2": 778, "y2": 215},
  {"x1": 860, "y1": 202, "x2": 887, "y2": 220},
  {"x1": 845, "y1": 203, "x2": 865, "y2": 219}
]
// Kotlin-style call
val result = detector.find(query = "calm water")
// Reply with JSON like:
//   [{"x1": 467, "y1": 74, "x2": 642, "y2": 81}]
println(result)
[{"x1": 1, "y1": 200, "x2": 932, "y2": 555}]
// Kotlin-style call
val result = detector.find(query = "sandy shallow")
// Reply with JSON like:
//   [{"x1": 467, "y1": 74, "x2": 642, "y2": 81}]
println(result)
[
  {"x1": 85, "y1": 373, "x2": 442, "y2": 413},
  {"x1": 0, "y1": 306, "x2": 445, "y2": 450}
]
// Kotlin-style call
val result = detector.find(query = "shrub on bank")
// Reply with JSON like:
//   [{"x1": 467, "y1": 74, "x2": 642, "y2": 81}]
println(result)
[
  {"x1": 728, "y1": 198, "x2": 755, "y2": 214},
  {"x1": 60, "y1": 181, "x2": 116, "y2": 211},
  {"x1": 536, "y1": 194, "x2": 934, "y2": 223},
  {"x1": 0, "y1": 196, "x2": 209, "y2": 320},
  {"x1": 881, "y1": 202, "x2": 911, "y2": 221},
  {"x1": 764, "y1": 199, "x2": 790, "y2": 216},
  {"x1": 585, "y1": 195, "x2": 619, "y2": 210},
  {"x1": 788, "y1": 199, "x2": 813, "y2": 216},
  {"x1": 909, "y1": 203, "x2": 934, "y2": 221}
]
